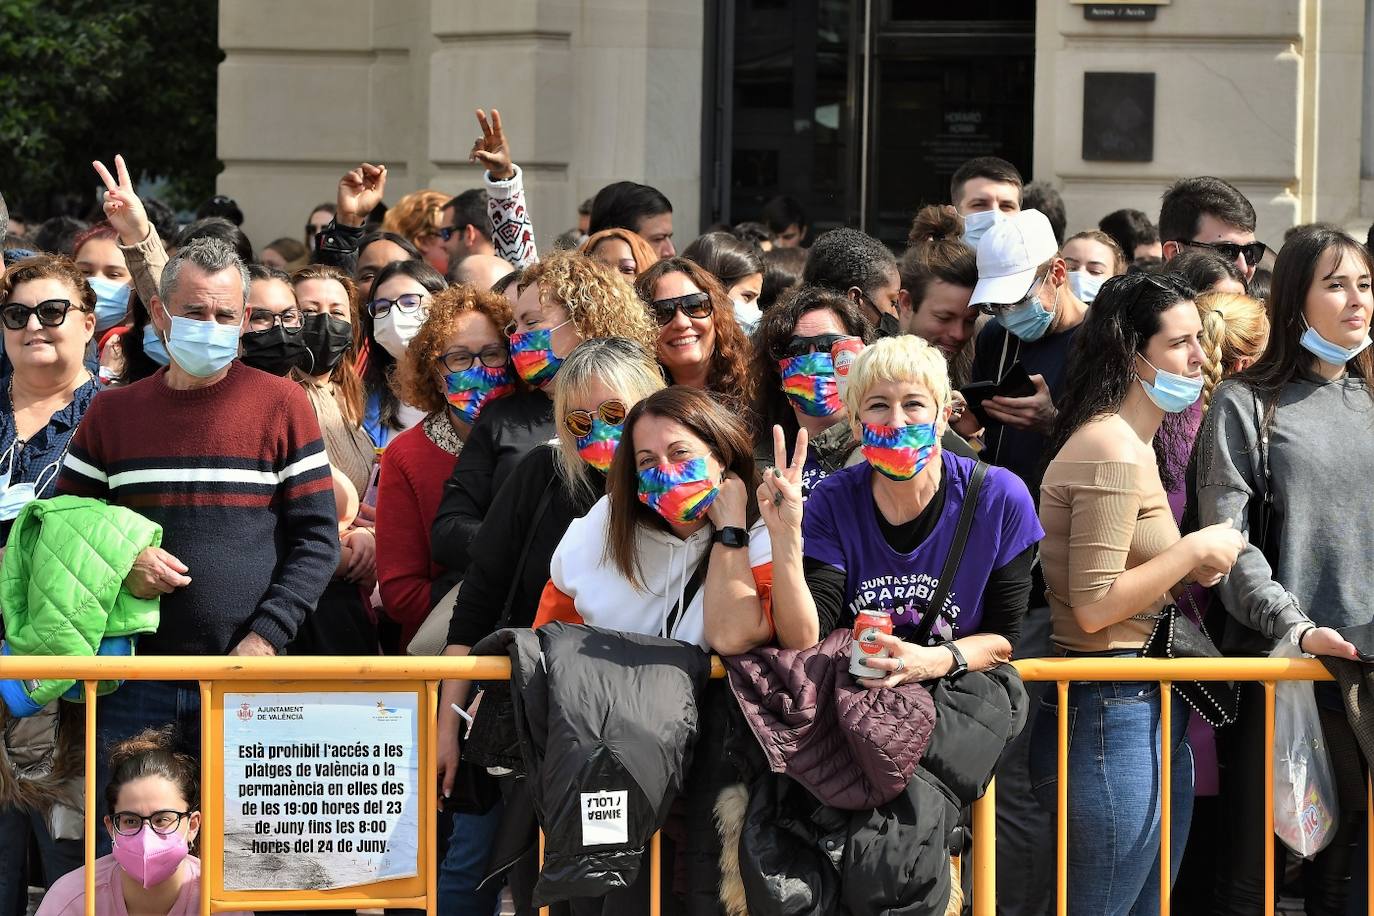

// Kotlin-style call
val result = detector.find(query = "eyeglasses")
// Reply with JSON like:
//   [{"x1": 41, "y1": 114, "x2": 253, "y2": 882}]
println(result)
[
  {"x1": 563, "y1": 399, "x2": 628, "y2": 438},
  {"x1": 111, "y1": 809, "x2": 194, "y2": 837},
  {"x1": 368, "y1": 293, "x2": 427, "y2": 319},
  {"x1": 648, "y1": 292, "x2": 713, "y2": 327},
  {"x1": 772, "y1": 333, "x2": 849, "y2": 362},
  {"x1": 247, "y1": 308, "x2": 304, "y2": 333},
  {"x1": 438, "y1": 224, "x2": 471, "y2": 242},
  {"x1": 441, "y1": 345, "x2": 510, "y2": 374},
  {"x1": 975, "y1": 279, "x2": 1043, "y2": 318},
  {"x1": 1179, "y1": 239, "x2": 1266, "y2": 267},
  {"x1": 0, "y1": 299, "x2": 90, "y2": 330}
]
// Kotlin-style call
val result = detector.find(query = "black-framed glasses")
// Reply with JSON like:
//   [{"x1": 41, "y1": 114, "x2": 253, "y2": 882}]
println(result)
[
  {"x1": 247, "y1": 308, "x2": 304, "y2": 333},
  {"x1": 648, "y1": 292, "x2": 713, "y2": 327},
  {"x1": 772, "y1": 333, "x2": 849, "y2": 362},
  {"x1": 441, "y1": 345, "x2": 510, "y2": 374},
  {"x1": 1179, "y1": 239, "x2": 1266, "y2": 267},
  {"x1": 1098, "y1": 270, "x2": 1185, "y2": 307},
  {"x1": 975, "y1": 279, "x2": 1043, "y2": 317},
  {"x1": 111, "y1": 809, "x2": 194, "y2": 836},
  {"x1": 368, "y1": 293, "x2": 427, "y2": 319},
  {"x1": 438, "y1": 224, "x2": 472, "y2": 242},
  {"x1": 563, "y1": 399, "x2": 628, "y2": 438},
  {"x1": 0, "y1": 299, "x2": 90, "y2": 330}
]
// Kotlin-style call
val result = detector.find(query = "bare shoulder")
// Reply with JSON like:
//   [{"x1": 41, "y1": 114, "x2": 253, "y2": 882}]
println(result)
[{"x1": 1055, "y1": 415, "x2": 1146, "y2": 465}]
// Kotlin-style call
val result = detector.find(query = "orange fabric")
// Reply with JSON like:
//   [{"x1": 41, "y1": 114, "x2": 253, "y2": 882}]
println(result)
[
  {"x1": 533, "y1": 580, "x2": 583, "y2": 629},
  {"x1": 751, "y1": 561, "x2": 775, "y2": 637}
]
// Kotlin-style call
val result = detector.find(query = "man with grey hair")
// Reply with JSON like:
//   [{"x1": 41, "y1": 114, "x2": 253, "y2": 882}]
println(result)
[{"x1": 58, "y1": 237, "x2": 339, "y2": 851}]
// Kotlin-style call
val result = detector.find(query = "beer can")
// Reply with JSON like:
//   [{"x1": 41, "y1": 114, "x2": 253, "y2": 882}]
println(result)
[
  {"x1": 850, "y1": 608, "x2": 894, "y2": 678},
  {"x1": 831, "y1": 336, "x2": 865, "y2": 399}
]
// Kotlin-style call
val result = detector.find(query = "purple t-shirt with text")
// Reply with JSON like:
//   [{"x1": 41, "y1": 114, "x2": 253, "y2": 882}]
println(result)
[{"x1": 802, "y1": 453, "x2": 1043, "y2": 640}]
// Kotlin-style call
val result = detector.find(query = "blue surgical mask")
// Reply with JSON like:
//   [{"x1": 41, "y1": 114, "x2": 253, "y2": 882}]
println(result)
[
  {"x1": 142, "y1": 324, "x2": 170, "y2": 366},
  {"x1": 161, "y1": 305, "x2": 241, "y2": 378},
  {"x1": 961, "y1": 209, "x2": 1005, "y2": 251},
  {"x1": 1299, "y1": 322, "x2": 1372, "y2": 367},
  {"x1": 86, "y1": 276, "x2": 132, "y2": 333},
  {"x1": 1068, "y1": 270, "x2": 1104, "y2": 305},
  {"x1": 1137, "y1": 355, "x2": 1202, "y2": 413},
  {"x1": 996, "y1": 282, "x2": 1055, "y2": 342}
]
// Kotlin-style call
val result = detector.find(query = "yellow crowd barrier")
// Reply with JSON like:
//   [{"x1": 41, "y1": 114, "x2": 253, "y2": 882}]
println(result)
[{"x1": 0, "y1": 655, "x2": 1352, "y2": 916}]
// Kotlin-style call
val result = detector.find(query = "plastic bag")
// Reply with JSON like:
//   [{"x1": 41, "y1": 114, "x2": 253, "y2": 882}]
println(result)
[{"x1": 1271, "y1": 634, "x2": 1338, "y2": 858}]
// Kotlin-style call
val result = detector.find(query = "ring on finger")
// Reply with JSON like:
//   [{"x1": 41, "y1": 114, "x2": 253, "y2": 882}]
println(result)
[{"x1": 893, "y1": 656, "x2": 905, "y2": 672}]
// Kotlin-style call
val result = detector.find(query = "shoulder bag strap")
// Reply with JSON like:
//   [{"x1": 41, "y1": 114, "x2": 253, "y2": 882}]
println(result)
[
  {"x1": 1251, "y1": 389, "x2": 1274, "y2": 553},
  {"x1": 493, "y1": 475, "x2": 559, "y2": 631},
  {"x1": 666, "y1": 547, "x2": 712, "y2": 640},
  {"x1": 911, "y1": 461, "x2": 989, "y2": 646}
]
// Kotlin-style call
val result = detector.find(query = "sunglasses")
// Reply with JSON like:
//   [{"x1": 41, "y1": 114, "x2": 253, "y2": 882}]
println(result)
[
  {"x1": 772, "y1": 333, "x2": 849, "y2": 362},
  {"x1": 648, "y1": 292, "x2": 713, "y2": 327},
  {"x1": 438, "y1": 224, "x2": 472, "y2": 242},
  {"x1": 563, "y1": 399, "x2": 628, "y2": 438},
  {"x1": 367, "y1": 293, "x2": 427, "y2": 319},
  {"x1": 0, "y1": 299, "x2": 89, "y2": 330},
  {"x1": 1179, "y1": 239, "x2": 1266, "y2": 267}
]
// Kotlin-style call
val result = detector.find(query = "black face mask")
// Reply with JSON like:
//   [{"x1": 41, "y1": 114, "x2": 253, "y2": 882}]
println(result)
[
  {"x1": 876, "y1": 311, "x2": 902, "y2": 339},
  {"x1": 299, "y1": 312, "x2": 353, "y2": 376},
  {"x1": 240, "y1": 326, "x2": 313, "y2": 376}
]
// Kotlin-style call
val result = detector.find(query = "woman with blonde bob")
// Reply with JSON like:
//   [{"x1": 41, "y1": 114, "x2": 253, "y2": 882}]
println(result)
[
  {"x1": 581, "y1": 227, "x2": 659, "y2": 280},
  {"x1": 751, "y1": 335, "x2": 1043, "y2": 678},
  {"x1": 431, "y1": 250, "x2": 658, "y2": 583},
  {"x1": 382, "y1": 189, "x2": 451, "y2": 275},
  {"x1": 434, "y1": 338, "x2": 665, "y2": 914}
]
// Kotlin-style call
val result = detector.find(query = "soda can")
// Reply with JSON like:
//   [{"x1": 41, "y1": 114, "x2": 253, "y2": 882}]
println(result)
[
  {"x1": 831, "y1": 336, "x2": 865, "y2": 400},
  {"x1": 850, "y1": 608, "x2": 894, "y2": 678}
]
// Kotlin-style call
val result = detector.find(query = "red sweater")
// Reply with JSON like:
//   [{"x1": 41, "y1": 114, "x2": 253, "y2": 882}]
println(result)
[{"x1": 375, "y1": 423, "x2": 459, "y2": 646}]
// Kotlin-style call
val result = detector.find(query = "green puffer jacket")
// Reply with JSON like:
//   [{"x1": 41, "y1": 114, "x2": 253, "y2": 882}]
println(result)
[{"x1": 1, "y1": 496, "x2": 162, "y2": 706}]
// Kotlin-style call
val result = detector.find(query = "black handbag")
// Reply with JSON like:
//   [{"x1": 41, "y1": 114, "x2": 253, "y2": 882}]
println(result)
[{"x1": 1139, "y1": 593, "x2": 1237, "y2": 727}]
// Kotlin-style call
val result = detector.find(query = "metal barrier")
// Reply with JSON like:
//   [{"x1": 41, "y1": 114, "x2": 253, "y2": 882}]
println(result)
[{"x1": 0, "y1": 655, "x2": 1357, "y2": 916}]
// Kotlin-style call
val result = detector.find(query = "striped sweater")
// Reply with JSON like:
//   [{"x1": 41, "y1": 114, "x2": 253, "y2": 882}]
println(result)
[{"x1": 57, "y1": 362, "x2": 339, "y2": 655}]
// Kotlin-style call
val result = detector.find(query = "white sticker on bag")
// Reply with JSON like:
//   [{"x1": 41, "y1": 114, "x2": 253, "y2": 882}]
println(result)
[{"x1": 580, "y1": 790, "x2": 628, "y2": 846}]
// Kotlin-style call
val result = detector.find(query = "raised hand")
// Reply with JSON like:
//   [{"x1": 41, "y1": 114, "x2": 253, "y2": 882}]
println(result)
[
  {"x1": 337, "y1": 163, "x2": 388, "y2": 228},
  {"x1": 757, "y1": 425, "x2": 808, "y2": 533},
  {"x1": 470, "y1": 109, "x2": 515, "y2": 181},
  {"x1": 92, "y1": 155, "x2": 150, "y2": 246}
]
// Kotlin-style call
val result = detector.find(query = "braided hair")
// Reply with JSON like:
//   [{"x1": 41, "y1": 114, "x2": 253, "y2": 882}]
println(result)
[{"x1": 1196, "y1": 292, "x2": 1268, "y2": 416}]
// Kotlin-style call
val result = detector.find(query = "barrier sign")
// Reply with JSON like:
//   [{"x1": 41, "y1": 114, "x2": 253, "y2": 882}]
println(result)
[{"x1": 221, "y1": 690, "x2": 420, "y2": 891}]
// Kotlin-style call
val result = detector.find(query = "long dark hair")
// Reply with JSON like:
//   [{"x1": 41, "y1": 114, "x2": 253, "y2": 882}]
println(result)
[
  {"x1": 750, "y1": 284, "x2": 872, "y2": 441},
  {"x1": 1240, "y1": 225, "x2": 1374, "y2": 433},
  {"x1": 605, "y1": 386, "x2": 760, "y2": 588},
  {"x1": 1044, "y1": 271, "x2": 1198, "y2": 487},
  {"x1": 361, "y1": 259, "x2": 447, "y2": 432}
]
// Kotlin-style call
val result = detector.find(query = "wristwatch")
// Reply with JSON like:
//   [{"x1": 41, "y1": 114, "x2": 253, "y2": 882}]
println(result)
[
  {"x1": 943, "y1": 642, "x2": 969, "y2": 680},
  {"x1": 712, "y1": 526, "x2": 750, "y2": 548}
]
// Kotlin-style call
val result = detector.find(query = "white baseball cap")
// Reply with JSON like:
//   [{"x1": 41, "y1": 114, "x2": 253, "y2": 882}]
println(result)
[{"x1": 969, "y1": 209, "x2": 1061, "y2": 307}]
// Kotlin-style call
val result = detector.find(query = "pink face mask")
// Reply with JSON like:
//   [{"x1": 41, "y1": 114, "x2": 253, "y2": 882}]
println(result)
[{"x1": 112, "y1": 824, "x2": 190, "y2": 888}]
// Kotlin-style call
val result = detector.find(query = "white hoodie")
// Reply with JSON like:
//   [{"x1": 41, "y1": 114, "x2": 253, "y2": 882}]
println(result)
[{"x1": 538, "y1": 496, "x2": 773, "y2": 650}]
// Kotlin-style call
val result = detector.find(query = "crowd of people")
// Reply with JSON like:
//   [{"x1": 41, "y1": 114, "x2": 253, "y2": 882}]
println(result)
[{"x1": 1, "y1": 105, "x2": 1372, "y2": 916}]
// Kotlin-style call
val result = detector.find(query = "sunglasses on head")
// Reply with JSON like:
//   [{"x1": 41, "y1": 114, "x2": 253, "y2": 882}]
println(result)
[
  {"x1": 1179, "y1": 239, "x2": 1266, "y2": 267},
  {"x1": 0, "y1": 299, "x2": 88, "y2": 330},
  {"x1": 563, "y1": 399, "x2": 628, "y2": 438},
  {"x1": 772, "y1": 333, "x2": 849, "y2": 362},
  {"x1": 648, "y1": 292, "x2": 713, "y2": 327}
]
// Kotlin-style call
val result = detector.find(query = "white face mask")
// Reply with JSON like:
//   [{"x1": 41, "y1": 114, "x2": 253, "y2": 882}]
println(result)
[
  {"x1": 1068, "y1": 270, "x2": 1106, "y2": 304},
  {"x1": 732, "y1": 299, "x2": 762, "y2": 334},
  {"x1": 961, "y1": 209, "x2": 1005, "y2": 251},
  {"x1": 0, "y1": 442, "x2": 63, "y2": 522},
  {"x1": 373, "y1": 305, "x2": 428, "y2": 360}
]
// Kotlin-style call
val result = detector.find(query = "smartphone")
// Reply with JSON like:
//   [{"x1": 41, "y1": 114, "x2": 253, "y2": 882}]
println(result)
[
  {"x1": 995, "y1": 362, "x2": 1036, "y2": 399},
  {"x1": 957, "y1": 381, "x2": 999, "y2": 424}
]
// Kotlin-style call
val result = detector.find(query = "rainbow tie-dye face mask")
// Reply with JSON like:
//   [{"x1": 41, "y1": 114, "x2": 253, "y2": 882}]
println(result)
[
  {"x1": 860, "y1": 421, "x2": 937, "y2": 481},
  {"x1": 509, "y1": 322, "x2": 568, "y2": 386},
  {"x1": 637, "y1": 456, "x2": 720, "y2": 525},
  {"x1": 444, "y1": 364, "x2": 516, "y2": 424},
  {"x1": 575, "y1": 419, "x2": 624, "y2": 473},
  {"x1": 778, "y1": 352, "x2": 842, "y2": 417}
]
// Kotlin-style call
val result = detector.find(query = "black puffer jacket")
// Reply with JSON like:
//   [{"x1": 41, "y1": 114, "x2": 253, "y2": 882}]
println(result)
[
  {"x1": 473, "y1": 623, "x2": 711, "y2": 907},
  {"x1": 734, "y1": 664, "x2": 1028, "y2": 916}
]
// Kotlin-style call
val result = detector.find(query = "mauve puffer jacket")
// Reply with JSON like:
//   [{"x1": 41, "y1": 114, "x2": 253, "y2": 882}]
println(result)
[{"x1": 724, "y1": 628, "x2": 937, "y2": 810}]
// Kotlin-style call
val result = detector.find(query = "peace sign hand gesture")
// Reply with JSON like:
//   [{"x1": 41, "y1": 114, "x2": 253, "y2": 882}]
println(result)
[
  {"x1": 92, "y1": 155, "x2": 149, "y2": 246},
  {"x1": 470, "y1": 109, "x2": 515, "y2": 181},
  {"x1": 757, "y1": 425, "x2": 808, "y2": 534}
]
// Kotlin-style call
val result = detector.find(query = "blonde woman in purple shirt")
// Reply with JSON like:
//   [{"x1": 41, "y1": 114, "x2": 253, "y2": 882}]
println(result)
[{"x1": 754, "y1": 335, "x2": 1043, "y2": 681}]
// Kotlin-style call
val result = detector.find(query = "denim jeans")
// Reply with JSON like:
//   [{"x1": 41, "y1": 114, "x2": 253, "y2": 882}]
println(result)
[
  {"x1": 94, "y1": 679, "x2": 201, "y2": 857},
  {"x1": 1030, "y1": 680, "x2": 1194, "y2": 916},
  {"x1": 437, "y1": 802, "x2": 502, "y2": 916},
  {"x1": 0, "y1": 803, "x2": 82, "y2": 916}
]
